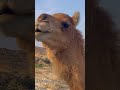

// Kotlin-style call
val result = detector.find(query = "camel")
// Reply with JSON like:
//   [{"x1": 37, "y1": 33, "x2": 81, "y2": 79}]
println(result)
[
  {"x1": 0, "y1": 0, "x2": 34, "y2": 79},
  {"x1": 86, "y1": 0, "x2": 120, "y2": 89},
  {"x1": 35, "y1": 12, "x2": 85, "y2": 90}
]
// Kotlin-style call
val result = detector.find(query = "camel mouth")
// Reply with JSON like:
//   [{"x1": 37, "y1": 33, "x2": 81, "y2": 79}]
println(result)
[
  {"x1": 41, "y1": 20, "x2": 49, "y2": 23},
  {"x1": 0, "y1": 7, "x2": 34, "y2": 16},
  {"x1": 35, "y1": 29, "x2": 51, "y2": 33},
  {"x1": 0, "y1": 7, "x2": 15, "y2": 16}
]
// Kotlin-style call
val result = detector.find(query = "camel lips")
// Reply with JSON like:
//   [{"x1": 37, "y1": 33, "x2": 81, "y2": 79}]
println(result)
[
  {"x1": 35, "y1": 29, "x2": 42, "y2": 32},
  {"x1": 0, "y1": 7, "x2": 15, "y2": 15},
  {"x1": 0, "y1": 7, "x2": 34, "y2": 16},
  {"x1": 35, "y1": 29, "x2": 52, "y2": 33},
  {"x1": 42, "y1": 20, "x2": 49, "y2": 23},
  {"x1": 42, "y1": 31, "x2": 50, "y2": 33}
]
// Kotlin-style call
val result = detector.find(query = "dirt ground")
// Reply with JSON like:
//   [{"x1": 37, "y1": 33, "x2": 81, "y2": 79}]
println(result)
[
  {"x1": 0, "y1": 48, "x2": 34, "y2": 90},
  {"x1": 0, "y1": 48, "x2": 69, "y2": 90},
  {"x1": 35, "y1": 64, "x2": 70, "y2": 90}
]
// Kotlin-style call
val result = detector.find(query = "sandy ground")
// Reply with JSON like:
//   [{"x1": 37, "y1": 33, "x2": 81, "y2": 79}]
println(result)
[
  {"x1": 35, "y1": 65, "x2": 70, "y2": 90},
  {"x1": 0, "y1": 48, "x2": 34, "y2": 90},
  {"x1": 0, "y1": 48, "x2": 69, "y2": 90}
]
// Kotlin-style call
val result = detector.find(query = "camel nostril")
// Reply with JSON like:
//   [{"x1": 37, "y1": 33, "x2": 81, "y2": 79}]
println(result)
[{"x1": 35, "y1": 29, "x2": 41, "y2": 32}]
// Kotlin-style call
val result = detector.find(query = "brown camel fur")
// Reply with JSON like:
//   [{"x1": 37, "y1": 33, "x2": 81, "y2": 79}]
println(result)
[
  {"x1": 87, "y1": 0, "x2": 120, "y2": 89},
  {"x1": 35, "y1": 12, "x2": 85, "y2": 90},
  {"x1": 0, "y1": 0, "x2": 34, "y2": 78}
]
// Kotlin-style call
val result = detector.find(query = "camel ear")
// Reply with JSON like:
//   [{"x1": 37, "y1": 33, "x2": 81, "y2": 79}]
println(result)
[{"x1": 72, "y1": 12, "x2": 80, "y2": 27}]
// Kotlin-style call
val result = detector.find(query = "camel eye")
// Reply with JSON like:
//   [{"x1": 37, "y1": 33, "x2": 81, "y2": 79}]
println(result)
[{"x1": 61, "y1": 22, "x2": 70, "y2": 29}]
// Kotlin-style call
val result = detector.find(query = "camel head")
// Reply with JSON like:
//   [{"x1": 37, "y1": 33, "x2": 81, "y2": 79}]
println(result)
[
  {"x1": 35, "y1": 12, "x2": 80, "y2": 50},
  {"x1": 0, "y1": 0, "x2": 34, "y2": 23}
]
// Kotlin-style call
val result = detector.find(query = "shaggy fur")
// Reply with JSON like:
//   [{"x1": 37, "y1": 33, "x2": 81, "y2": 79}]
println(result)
[
  {"x1": 35, "y1": 12, "x2": 85, "y2": 90},
  {"x1": 87, "y1": 0, "x2": 120, "y2": 89},
  {"x1": 0, "y1": 0, "x2": 34, "y2": 78}
]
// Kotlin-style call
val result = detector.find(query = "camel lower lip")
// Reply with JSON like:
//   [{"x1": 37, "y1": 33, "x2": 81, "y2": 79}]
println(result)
[
  {"x1": 42, "y1": 20, "x2": 49, "y2": 23},
  {"x1": 0, "y1": 9, "x2": 15, "y2": 15},
  {"x1": 42, "y1": 31, "x2": 50, "y2": 33},
  {"x1": 36, "y1": 31, "x2": 50, "y2": 33},
  {"x1": 0, "y1": 15, "x2": 15, "y2": 22}
]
